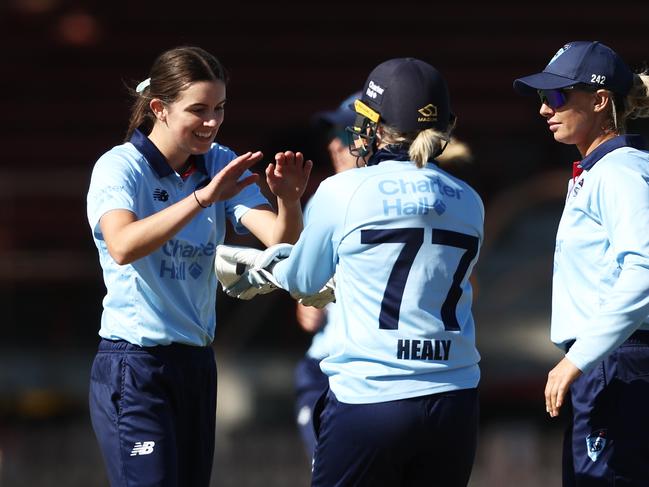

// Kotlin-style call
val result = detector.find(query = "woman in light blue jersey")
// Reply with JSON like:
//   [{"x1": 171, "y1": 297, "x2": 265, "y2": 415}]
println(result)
[
  {"x1": 86, "y1": 46, "x2": 311, "y2": 487},
  {"x1": 271, "y1": 58, "x2": 484, "y2": 486},
  {"x1": 515, "y1": 41, "x2": 649, "y2": 485}
]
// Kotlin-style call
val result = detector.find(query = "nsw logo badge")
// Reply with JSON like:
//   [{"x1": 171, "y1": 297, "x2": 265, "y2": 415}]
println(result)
[{"x1": 586, "y1": 430, "x2": 607, "y2": 462}]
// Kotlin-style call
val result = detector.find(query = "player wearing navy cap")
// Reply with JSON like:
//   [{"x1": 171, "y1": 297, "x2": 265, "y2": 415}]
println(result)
[
  {"x1": 262, "y1": 58, "x2": 484, "y2": 486},
  {"x1": 86, "y1": 46, "x2": 311, "y2": 487},
  {"x1": 515, "y1": 41, "x2": 649, "y2": 485}
]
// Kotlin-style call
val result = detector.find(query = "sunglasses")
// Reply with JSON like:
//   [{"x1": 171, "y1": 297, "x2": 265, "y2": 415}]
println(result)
[
  {"x1": 537, "y1": 84, "x2": 598, "y2": 109},
  {"x1": 538, "y1": 89, "x2": 566, "y2": 109}
]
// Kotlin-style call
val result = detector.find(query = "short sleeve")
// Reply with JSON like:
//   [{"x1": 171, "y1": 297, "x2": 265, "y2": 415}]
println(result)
[
  {"x1": 87, "y1": 152, "x2": 138, "y2": 238},
  {"x1": 205, "y1": 144, "x2": 270, "y2": 235},
  {"x1": 225, "y1": 176, "x2": 271, "y2": 234}
]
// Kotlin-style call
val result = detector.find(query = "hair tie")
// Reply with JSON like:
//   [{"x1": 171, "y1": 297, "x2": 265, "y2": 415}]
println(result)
[{"x1": 136, "y1": 78, "x2": 151, "y2": 93}]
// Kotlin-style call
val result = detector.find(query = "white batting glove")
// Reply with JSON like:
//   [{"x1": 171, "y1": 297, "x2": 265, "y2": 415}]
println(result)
[{"x1": 293, "y1": 276, "x2": 336, "y2": 308}]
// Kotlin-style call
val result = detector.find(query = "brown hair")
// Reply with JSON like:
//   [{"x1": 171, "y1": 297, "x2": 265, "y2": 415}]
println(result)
[{"x1": 124, "y1": 46, "x2": 228, "y2": 141}]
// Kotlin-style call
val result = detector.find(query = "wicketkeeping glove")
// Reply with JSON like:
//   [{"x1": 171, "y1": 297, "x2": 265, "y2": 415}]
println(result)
[
  {"x1": 293, "y1": 276, "x2": 336, "y2": 308},
  {"x1": 214, "y1": 243, "x2": 293, "y2": 300}
]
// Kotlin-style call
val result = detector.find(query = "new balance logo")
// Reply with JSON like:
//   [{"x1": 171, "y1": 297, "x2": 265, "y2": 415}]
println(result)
[
  {"x1": 153, "y1": 188, "x2": 169, "y2": 202},
  {"x1": 130, "y1": 441, "x2": 155, "y2": 456}
]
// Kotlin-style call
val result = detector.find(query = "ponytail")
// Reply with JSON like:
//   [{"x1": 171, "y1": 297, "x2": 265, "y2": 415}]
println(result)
[
  {"x1": 125, "y1": 89, "x2": 154, "y2": 141},
  {"x1": 379, "y1": 124, "x2": 451, "y2": 168},
  {"x1": 409, "y1": 129, "x2": 450, "y2": 168}
]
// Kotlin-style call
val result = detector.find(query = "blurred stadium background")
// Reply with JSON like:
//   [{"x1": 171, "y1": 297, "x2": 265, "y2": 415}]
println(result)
[{"x1": 2, "y1": 1, "x2": 649, "y2": 485}]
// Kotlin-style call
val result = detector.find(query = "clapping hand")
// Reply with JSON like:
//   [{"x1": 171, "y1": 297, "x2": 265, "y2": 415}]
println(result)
[{"x1": 265, "y1": 151, "x2": 313, "y2": 203}]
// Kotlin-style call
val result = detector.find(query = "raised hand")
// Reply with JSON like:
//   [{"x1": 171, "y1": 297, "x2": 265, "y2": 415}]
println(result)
[
  {"x1": 197, "y1": 151, "x2": 263, "y2": 206},
  {"x1": 265, "y1": 151, "x2": 313, "y2": 203}
]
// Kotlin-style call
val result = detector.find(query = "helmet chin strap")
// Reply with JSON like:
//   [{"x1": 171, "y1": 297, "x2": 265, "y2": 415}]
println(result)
[
  {"x1": 355, "y1": 138, "x2": 379, "y2": 167},
  {"x1": 346, "y1": 115, "x2": 377, "y2": 165}
]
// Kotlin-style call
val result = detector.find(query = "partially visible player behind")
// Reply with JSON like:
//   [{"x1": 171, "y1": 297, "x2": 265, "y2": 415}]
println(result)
[
  {"x1": 271, "y1": 58, "x2": 484, "y2": 486},
  {"x1": 293, "y1": 91, "x2": 361, "y2": 461},
  {"x1": 86, "y1": 46, "x2": 311, "y2": 487},
  {"x1": 436, "y1": 137, "x2": 475, "y2": 186}
]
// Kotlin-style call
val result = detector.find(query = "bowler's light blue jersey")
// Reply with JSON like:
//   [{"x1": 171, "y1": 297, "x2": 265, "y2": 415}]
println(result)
[
  {"x1": 87, "y1": 129, "x2": 268, "y2": 347},
  {"x1": 274, "y1": 159, "x2": 484, "y2": 403},
  {"x1": 552, "y1": 135, "x2": 649, "y2": 372}
]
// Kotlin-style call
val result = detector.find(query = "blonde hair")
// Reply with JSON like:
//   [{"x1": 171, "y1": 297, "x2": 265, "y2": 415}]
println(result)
[
  {"x1": 379, "y1": 125, "x2": 451, "y2": 168},
  {"x1": 612, "y1": 72, "x2": 649, "y2": 133}
]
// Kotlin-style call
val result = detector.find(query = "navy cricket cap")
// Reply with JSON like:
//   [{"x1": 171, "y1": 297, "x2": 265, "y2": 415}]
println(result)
[
  {"x1": 358, "y1": 57, "x2": 453, "y2": 133},
  {"x1": 514, "y1": 41, "x2": 634, "y2": 96},
  {"x1": 314, "y1": 91, "x2": 362, "y2": 128}
]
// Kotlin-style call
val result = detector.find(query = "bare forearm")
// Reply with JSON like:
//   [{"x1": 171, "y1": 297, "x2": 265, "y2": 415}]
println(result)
[
  {"x1": 103, "y1": 194, "x2": 203, "y2": 264},
  {"x1": 242, "y1": 200, "x2": 304, "y2": 247},
  {"x1": 271, "y1": 199, "x2": 304, "y2": 244},
  {"x1": 104, "y1": 152, "x2": 263, "y2": 264}
]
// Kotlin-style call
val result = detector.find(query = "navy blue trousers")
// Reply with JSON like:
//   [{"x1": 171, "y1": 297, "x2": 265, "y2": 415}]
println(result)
[
  {"x1": 294, "y1": 356, "x2": 329, "y2": 460},
  {"x1": 311, "y1": 387, "x2": 479, "y2": 487},
  {"x1": 563, "y1": 331, "x2": 649, "y2": 486},
  {"x1": 89, "y1": 339, "x2": 217, "y2": 487}
]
